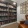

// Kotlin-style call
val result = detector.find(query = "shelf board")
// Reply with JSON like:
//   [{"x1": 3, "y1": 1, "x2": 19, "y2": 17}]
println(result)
[
  {"x1": 0, "y1": 20, "x2": 9, "y2": 22},
  {"x1": 0, "y1": 1, "x2": 8, "y2": 4},
  {"x1": 9, "y1": 8, "x2": 16, "y2": 10},
  {"x1": 0, "y1": 20, "x2": 4, "y2": 22},
  {"x1": 0, "y1": 16, "x2": 8, "y2": 17},
  {"x1": 9, "y1": 3, "x2": 16, "y2": 8},
  {"x1": 9, "y1": 15, "x2": 16, "y2": 16},
  {"x1": 0, "y1": 6, "x2": 8, "y2": 9},
  {"x1": 0, "y1": 1, "x2": 17, "y2": 6},
  {"x1": 0, "y1": 6, "x2": 16, "y2": 9},
  {"x1": 0, "y1": 1, "x2": 17, "y2": 8},
  {"x1": 10, "y1": 18, "x2": 16, "y2": 19},
  {"x1": 9, "y1": 12, "x2": 17, "y2": 13},
  {"x1": 0, "y1": 11, "x2": 8, "y2": 12}
]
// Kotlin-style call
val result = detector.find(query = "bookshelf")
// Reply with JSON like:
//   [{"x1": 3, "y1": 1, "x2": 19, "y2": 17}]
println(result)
[{"x1": 0, "y1": 1, "x2": 17, "y2": 25}]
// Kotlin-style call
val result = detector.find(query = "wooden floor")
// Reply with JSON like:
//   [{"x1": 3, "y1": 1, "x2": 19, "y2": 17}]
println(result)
[{"x1": 1, "y1": 23, "x2": 18, "y2": 28}]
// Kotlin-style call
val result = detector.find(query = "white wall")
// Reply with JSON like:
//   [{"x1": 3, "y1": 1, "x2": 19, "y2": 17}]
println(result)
[
  {"x1": 17, "y1": 6, "x2": 26, "y2": 23},
  {"x1": 11, "y1": 0, "x2": 27, "y2": 23}
]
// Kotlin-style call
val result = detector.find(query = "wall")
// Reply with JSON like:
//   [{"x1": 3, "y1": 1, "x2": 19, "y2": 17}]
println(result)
[
  {"x1": 11, "y1": 0, "x2": 27, "y2": 23},
  {"x1": 17, "y1": 6, "x2": 26, "y2": 23}
]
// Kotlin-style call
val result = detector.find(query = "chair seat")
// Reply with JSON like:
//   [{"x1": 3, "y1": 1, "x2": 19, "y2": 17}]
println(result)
[{"x1": 19, "y1": 24, "x2": 28, "y2": 28}]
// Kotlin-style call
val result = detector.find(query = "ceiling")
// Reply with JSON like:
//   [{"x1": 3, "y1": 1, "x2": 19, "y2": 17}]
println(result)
[
  {"x1": 11, "y1": 0, "x2": 27, "y2": 7},
  {"x1": 0, "y1": 0, "x2": 27, "y2": 7}
]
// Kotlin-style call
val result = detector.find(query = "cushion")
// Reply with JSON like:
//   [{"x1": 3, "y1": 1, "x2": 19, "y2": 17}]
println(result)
[{"x1": 19, "y1": 24, "x2": 28, "y2": 28}]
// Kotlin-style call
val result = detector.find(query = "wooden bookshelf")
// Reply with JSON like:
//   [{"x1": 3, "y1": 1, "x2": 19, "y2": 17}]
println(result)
[{"x1": 0, "y1": 1, "x2": 17, "y2": 25}]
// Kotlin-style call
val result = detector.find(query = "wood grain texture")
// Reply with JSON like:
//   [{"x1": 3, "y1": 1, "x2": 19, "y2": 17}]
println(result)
[
  {"x1": 1, "y1": 23, "x2": 18, "y2": 28},
  {"x1": 19, "y1": 24, "x2": 28, "y2": 28}
]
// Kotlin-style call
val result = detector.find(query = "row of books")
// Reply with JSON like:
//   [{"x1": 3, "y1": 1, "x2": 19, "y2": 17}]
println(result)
[
  {"x1": 0, "y1": 9, "x2": 16, "y2": 12},
  {"x1": 0, "y1": 3, "x2": 6, "y2": 7},
  {"x1": 0, "y1": 20, "x2": 10, "y2": 25},
  {"x1": 0, "y1": 16, "x2": 16, "y2": 20},
  {"x1": 0, "y1": 9, "x2": 8, "y2": 11},
  {"x1": 0, "y1": 1, "x2": 17, "y2": 25},
  {"x1": 0, "y1": 18, "x2": 16, "y2": 25},
  {"x1": 9, "y1": 10, "x2": 16, "y2": 12},
  {"x1": 0, "y1": 8, "x2": 8, "y2": 11},
  {"x1": 0, "y1": 3, "x2": 15, "y2": 8},
  {"x1": 0, "y1": 12, "x2": 16, "y2": 16},
  {"x1": 0, "y1": 13, "x2": 8, "y2": 16}
]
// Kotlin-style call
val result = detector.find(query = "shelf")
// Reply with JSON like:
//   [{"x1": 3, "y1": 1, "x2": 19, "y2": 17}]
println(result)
[
  {"x1": 0, "y1": 1, "x2": 17, "y2": 8},
  {"x1": 9, "y1": 18, "x2": 16, "y2": 19},
  {"x1": 0, "y1": 16, "x2": 8, "y2": 17},
  {"x1": 0, "y1": 11, "x2": 8, "y2": 12},
  {"x1": 0, "y1": 6, "x2": 16, "y2": 9},
  {"x1": 0, "y1": 1, "x2": 8, "y2": 4},
  {"x1": 0, "y1": 20, "x2": 8, "y2": 22},
  {"x1": 0, "y1": 6, "x2": 8, "y2": 9},
  {"x1": 9, "y1": 8, "x2": 16, "y2": 10},
  {"x1": 9, "y1": 12, "x2": 17, "y2": 13},
  {"x1": 9, "y1": 3, "x2": 16, "y2": 8},
  {"x1": 9, "y1": 15, "x2": 17, "y2": 17},
  {"x1": 0, "y1": 1, "x2": 17, "y2": 25},
  {"x1": 0, "y1": 20, "x2": 4, "y2": 22}
]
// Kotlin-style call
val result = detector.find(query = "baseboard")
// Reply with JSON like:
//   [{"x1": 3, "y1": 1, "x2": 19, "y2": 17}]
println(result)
[{"x1": 1, "y1": 21, "x2": 17, "y2": 27}]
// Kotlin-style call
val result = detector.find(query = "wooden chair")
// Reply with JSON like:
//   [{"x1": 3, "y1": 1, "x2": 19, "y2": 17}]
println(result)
[{"x1": 18, "y1": 15, "x2": 28, "y2": 28}]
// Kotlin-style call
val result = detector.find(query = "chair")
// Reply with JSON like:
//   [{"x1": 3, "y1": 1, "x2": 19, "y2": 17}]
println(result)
[{"x1": 18, "y1": 15, "x2": 28, "y2": 28}]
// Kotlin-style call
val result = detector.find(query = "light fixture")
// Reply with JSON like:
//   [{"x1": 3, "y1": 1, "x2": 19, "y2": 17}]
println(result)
[{"x1": 13, "y1": 2, "x2": 16, "y2": 5}]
